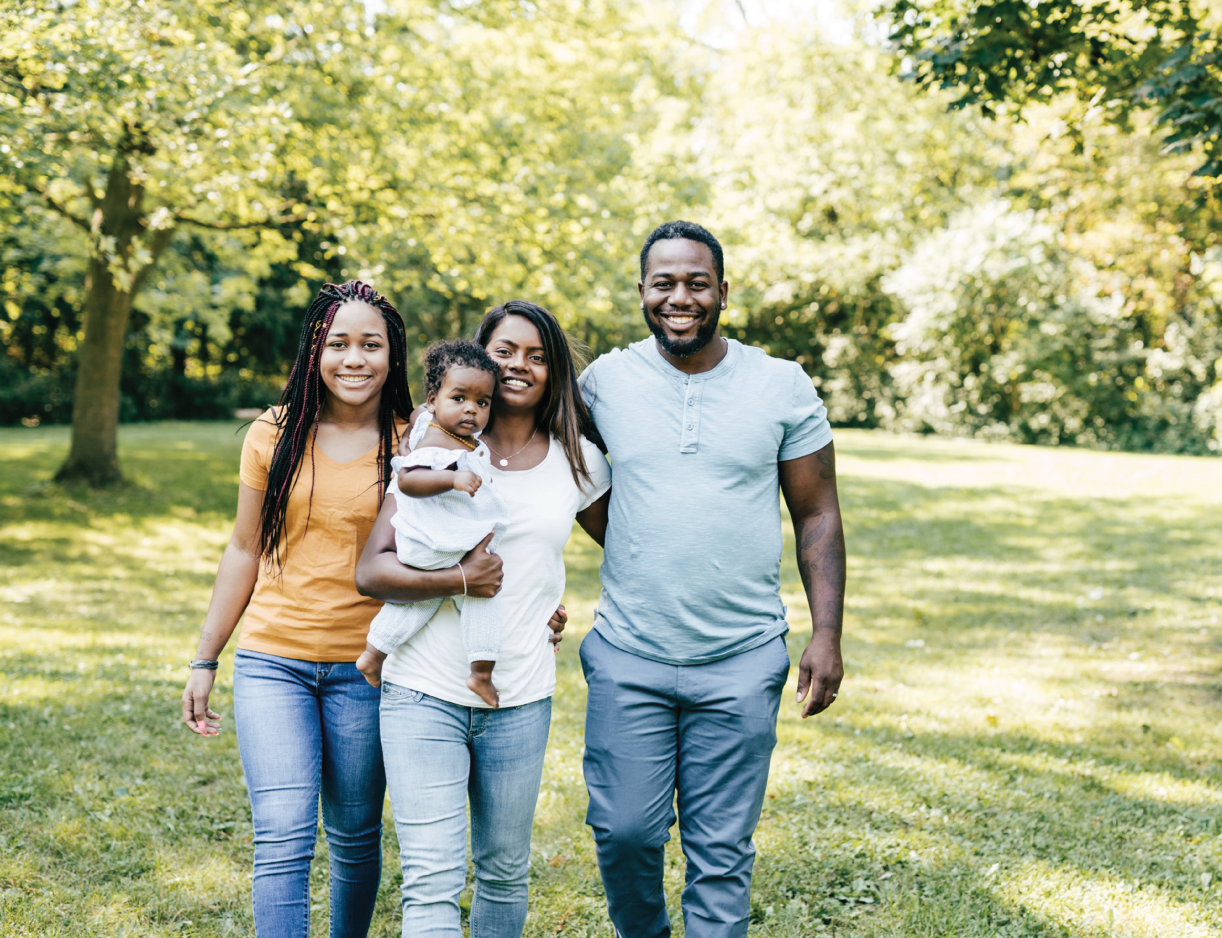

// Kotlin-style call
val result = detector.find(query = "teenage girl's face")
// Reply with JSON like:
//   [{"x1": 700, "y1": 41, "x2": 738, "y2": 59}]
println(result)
[
  {"x1": 318, "y1": 301, "x2": 390, "y2": 409},
  {"x1": 427, "y1": 367, "x2": 496, "y2": 437},
  {"x1": 485, "y1": 315, "x2": 548, "y2": 413}
]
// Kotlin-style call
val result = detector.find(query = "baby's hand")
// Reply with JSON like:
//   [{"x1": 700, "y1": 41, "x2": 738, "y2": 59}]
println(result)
[{"x1": 453, "y1": 471, "x2": 482, "y2": 497}]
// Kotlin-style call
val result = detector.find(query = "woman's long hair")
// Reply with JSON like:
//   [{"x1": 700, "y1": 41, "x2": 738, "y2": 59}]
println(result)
[
  {"x1": 258, "y1": 280, "x2": 414, "y2": 567},
  {"x1": 475, "y1": 300, "x2": 602, "y2": 486}
]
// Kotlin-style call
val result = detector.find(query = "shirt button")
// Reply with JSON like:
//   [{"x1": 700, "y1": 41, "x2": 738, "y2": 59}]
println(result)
[
  {"x1": 687, "y1": 424, "x2": 694, "y2": 430},
  {"x1": 687, "y1": 399, "x2": 695, "y2": 406}
]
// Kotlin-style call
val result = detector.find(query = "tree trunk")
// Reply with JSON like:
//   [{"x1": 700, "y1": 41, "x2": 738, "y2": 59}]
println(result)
[
  {"x1": 56, "y1": 144, "x2": 164, "y2": 486},
  {"x1": 56, "y1": 255, "x2": 136, "y2": 485}
]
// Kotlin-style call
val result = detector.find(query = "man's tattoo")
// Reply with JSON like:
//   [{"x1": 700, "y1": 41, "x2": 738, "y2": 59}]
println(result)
[
  {"x1": 796, "y1": 514, "x2": 846, "y2": 634},
  {"x1": 815, "y1": 446, "x2": 835, "y2": 480},
  {"x1": 800, "y1": 515, "x2": 827, "y2": 551}
]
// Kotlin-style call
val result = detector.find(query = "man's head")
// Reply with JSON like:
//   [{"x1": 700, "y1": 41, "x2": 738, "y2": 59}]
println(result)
[{"x1": 638, "y1": 221, "x2": 728, "y2": 359}]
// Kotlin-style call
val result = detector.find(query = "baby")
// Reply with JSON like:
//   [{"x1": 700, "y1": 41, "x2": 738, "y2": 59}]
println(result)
[{"x1": 356, "y1": 340, "x2": 508, "y2": 706}]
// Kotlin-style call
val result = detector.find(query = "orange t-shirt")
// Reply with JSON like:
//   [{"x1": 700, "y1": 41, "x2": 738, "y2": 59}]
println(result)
[{"x1": 237, "y1": 408, "x2": 406, "y2": 662}]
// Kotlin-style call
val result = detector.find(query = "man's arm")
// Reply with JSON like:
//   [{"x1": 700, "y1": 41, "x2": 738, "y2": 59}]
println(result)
[{"x1": 778, "y1": 441, "x2": 846, "y2": 718}]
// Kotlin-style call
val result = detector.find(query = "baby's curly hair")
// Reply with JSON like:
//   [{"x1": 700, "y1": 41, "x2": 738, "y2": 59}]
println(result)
[{"x1": 424, "y1": 339, "x2": 501, "y2": 397}]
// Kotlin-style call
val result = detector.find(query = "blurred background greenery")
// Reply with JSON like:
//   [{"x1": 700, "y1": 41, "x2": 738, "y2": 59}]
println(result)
[{"x1": 3, "y1": 0, "x2": 1222, "y2": 466}]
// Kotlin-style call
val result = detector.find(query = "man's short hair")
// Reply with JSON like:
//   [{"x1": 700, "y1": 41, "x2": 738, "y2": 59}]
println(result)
[{"x1": 639, "y1": 220, "x2": 725, "y2": 284}]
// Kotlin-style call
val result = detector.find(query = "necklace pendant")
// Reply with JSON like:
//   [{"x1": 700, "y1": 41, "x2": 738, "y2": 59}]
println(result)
[{"x1": 499, "y1": 458, "x2": 509, "y2": 467}]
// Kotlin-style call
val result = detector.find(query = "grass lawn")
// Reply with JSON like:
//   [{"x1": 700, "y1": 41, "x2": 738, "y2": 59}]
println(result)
[{"x1": 1, "y1": 421, "x2": 1220, "y2": 937}]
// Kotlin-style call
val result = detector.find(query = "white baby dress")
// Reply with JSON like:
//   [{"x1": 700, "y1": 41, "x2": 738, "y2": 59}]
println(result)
[{"x1": 365, "y1": 410, "x2": 509, "y2": 661}]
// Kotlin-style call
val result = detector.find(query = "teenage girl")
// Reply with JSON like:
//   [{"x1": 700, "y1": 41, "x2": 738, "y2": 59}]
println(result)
[{"x1": 180, "y1": 281, "x2": 503, "y2": 938}]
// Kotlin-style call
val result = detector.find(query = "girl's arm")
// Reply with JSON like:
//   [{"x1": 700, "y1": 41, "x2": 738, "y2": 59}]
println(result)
[
  {"x1": 575, "y1": 488, "x2": 611, "y2": 548},
  {"x1": 181, "y1": 481, "x2": 264, "y2": 737},
  {"x1": 355, "y1": 497, "x2": 503, "y2": 602}
]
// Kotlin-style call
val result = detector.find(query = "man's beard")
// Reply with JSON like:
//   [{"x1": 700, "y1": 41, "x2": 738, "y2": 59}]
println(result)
[{"x1": 644, "y1": 307, "x2": 721, "y2": 358}]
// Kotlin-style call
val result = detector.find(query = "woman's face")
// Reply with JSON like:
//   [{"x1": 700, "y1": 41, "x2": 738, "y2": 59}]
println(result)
[
  {"x1": 485, "y1": 315, "x2": 548, "y2": 413},
  {"x1": 318, "y1": 300, "x2": 391, "y2": 409}
]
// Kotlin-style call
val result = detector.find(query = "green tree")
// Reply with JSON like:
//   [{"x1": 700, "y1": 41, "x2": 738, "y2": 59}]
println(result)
[
  {"x1": 0, "y1": 0, "x2": 374, "y2": 482},
  {"x1": 698, "y1": 28, "x2": 999, "y2": 425},
  {"x1": 884, "y1": 0, "x2": 1222, "y2": 179},
  {"x1": 1, "y1": 0, "x2": 699, "y2": 478}
]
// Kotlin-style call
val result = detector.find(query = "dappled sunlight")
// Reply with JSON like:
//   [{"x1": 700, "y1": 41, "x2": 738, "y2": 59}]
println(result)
[{"x1": 1000, "y1": 859, "x2": 1217, "y2": 938}]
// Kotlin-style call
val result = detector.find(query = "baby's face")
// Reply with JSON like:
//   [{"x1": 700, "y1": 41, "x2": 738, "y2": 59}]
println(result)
[{"x1": 429, "y1": 366, "x2": 495, "y2": 437}]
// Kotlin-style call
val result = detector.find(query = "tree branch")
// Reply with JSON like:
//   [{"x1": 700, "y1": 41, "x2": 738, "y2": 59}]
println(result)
[
  {"x1": 131, "y1": 226, "x2": 177, "y2": 298},
  {"x1": 175, "y1": 204, "x2": 303, "y2": 230},
  {"x1": 40, "y1": 190, "x2": 92, "y2": 232}
]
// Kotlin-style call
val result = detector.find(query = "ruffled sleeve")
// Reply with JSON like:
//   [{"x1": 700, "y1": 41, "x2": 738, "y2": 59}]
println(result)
[{"x1": 391, "y1": 448, "x2": 463, "y2": 474}]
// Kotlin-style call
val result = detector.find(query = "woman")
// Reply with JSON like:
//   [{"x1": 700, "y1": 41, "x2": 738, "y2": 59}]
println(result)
[
  {"x1": 180, "y1": 281, "x2": 503, "y2": 938},
  {"x1": 355, "y1": 299, "x2": 611, "y2": 936}
]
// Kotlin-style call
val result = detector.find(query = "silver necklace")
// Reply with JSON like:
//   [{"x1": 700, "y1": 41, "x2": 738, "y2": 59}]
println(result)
[{"x1": 484, "y1": 427, "x2": 538, "y2": 467}]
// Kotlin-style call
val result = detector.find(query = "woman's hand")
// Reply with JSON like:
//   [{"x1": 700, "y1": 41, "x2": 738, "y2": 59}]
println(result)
[
  {"x1": 460, "y1": 533, "x2": 503, "y2": 598},
  {"x1": 182, "y1": 669, "x2": 223, "y2": 737},
  {"x1": 548, "y1": 604, "x2": 567, "y2": 649}
]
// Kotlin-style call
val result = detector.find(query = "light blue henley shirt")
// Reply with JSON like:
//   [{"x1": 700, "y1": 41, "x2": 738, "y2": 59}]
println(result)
[{"x1": 580, "y1": 337, "x2": 834, "y2": 665}]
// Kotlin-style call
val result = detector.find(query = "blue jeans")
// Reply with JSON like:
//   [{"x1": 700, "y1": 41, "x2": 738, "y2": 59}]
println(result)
[
  {"x1": 379, "y1": 683, "x2": 551, "y2": 938},
  {"x1": 233, "y1": 650, "x2": 385, "y2": 938},
  {"x1": 580, "y1": 629, "x2": 791, "y2": 938}
]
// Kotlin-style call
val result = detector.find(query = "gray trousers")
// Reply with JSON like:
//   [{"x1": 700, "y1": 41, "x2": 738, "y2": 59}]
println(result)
[{"x1": 580, "y1": 628, "x2": 791, "y2": 938}]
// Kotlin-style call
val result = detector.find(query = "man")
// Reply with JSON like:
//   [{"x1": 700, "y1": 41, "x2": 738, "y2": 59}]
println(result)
[{"x1": 578, "y1": 220, "x2": 846, "y2": 937}]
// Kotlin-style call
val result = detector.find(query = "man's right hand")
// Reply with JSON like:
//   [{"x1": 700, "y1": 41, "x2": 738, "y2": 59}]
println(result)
[{"x1": 461, "y1": 533, "x2": 503, "y2": 597}]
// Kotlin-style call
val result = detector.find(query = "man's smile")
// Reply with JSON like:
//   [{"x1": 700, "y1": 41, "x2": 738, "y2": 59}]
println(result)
[{"x1": 658, "y1": 312, "x2": 702, "y2": 328}]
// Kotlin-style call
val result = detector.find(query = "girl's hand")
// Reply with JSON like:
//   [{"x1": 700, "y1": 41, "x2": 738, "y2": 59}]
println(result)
[
  {"x1": 460, "y1": 533, "x2": 503, "y2": 598},
  {"x1": 182, "y1": 669, "x2": 223, "y2": 737},
  {"x1": 453, "y1": 471, "x2": 482, "y2": 497}
]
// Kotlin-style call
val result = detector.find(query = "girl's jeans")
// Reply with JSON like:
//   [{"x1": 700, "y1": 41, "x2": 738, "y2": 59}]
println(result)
[
  {"x1": 233, "y1": 649, "x2": 385, "y2": 938},
  {"x1": 379, "y1": 683, "x2": 551, "y2": 938}
]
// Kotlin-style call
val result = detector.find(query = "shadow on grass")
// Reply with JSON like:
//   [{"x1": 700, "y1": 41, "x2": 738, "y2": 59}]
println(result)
[{"x1": 0, "y1": 421, "x2": 249, "y2": 525}]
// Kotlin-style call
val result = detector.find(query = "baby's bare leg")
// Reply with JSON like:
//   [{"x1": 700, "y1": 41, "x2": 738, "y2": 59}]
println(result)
[
  {"x1": 467, "y1": 660, "x2": 499, "y2": 708},
  {"x1": 356, "y1": 643, "x2": 388, "y2": 688}
]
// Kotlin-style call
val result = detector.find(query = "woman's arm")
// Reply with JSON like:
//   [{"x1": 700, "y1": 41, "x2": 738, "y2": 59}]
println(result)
[
  {"x1": 355, "y1": 497, "x2": 503, "y2": 602},
  {"x1": 181, "y1": 482, "x2": 264, "y2": 737},
  {"x1": 575, "y1": 488, "x2": 611, "y2": 548}
]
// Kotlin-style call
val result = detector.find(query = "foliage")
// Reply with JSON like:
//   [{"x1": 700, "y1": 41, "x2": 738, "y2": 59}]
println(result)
[
  {"x1": 696, "y1": 32, "x2": 1000, "y2": 427},
  {"x1": 4, "y1": 0, "x2": 1222, "y2": 455},
  {"x1": 3, "y1": 422, "x2": 1222, "y2": 935},
  {"x1": 884, "y1": 200, "x2": 1222, "y2": 451},
  {"x1": 0, "y1": 0, "x2": 698, "y2": 479},
  {"x1": 883, "y1": 0, "x2": 1222, "y2": 180}
]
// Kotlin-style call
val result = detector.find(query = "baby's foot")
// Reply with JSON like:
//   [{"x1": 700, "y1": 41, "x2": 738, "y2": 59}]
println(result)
[
  {"x1": 356, "y1": 648, "x2": 385, "y2": 688},
  {"x1": 467, "y1": 670, "x2": 499, "y2": 708}
]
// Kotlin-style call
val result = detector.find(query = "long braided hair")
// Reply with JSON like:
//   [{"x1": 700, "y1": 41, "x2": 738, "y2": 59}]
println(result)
[{"x1": 257, "y1": 280, "x2": 414, "y2": 568}]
